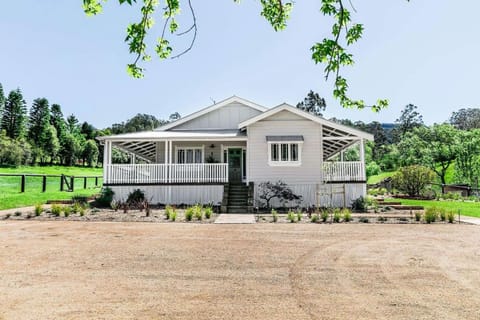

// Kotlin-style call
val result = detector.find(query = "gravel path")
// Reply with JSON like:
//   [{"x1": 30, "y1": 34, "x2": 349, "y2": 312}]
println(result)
[{"x1": 0, "y1": 221, "x2": 479, "y2": 320}]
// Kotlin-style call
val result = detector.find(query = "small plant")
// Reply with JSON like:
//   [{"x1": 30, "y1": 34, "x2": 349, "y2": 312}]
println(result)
[
  {"x1": 424, "y1": 207, "x2": 438, "y2": 224},
  {"x1": 342, "y1": 208, "x2": 352, "y2": 222},
  {"x1": 296, "y1": 210, "x2": 302, "y2": 222},
  {"x1": 193, "y1": 205, "x2": 203, "y2": 221},
  {"x1": 415, "y1": 211, "x2": 422, "y2": 222},
  {"x1": 63, "y1": 205, "x2": 72, "y2": 217},
  {"x1": 26, "y1": 214, "x2": 32, "y2": 219},
  {"x1": 34, "y1": 203, "x2": 43, "y2": 216},
  {"x1": 121, "y1": 202, "x2": 129, "y2": 213},
  {"x1": 439, "y1": 208, "x2": 446, "y2": 222},
  {"x1": 126, "y1": 189, "x2": 146, "y2": 207},
  {"x1": 165, "y1": 205, "x2": 174, "y2": 220},
  {"x1": 333, "y1": 209, "x2": 341, "y2": 223},
  {"x1": 311, "y1": 214, "x2": 319, "y2": 223},
  {"x1": 204, "y1": 206, "x2": 213, "y2": 219},
  {"x1": 351, "y1": 196, "x2": 368, "y2": 212},
  {"x1": 51, "y1": 204, "x2": 62, "y2": 217},
  {"x1": 170, "y1": 210, "x2": 177, "y2": 221},
  {"x1": 377, "y1": 216, "x2": 387, "y2": 223},
  {"x1": 185, "y1": 207, "x2": 194, "y2": 221},
  {"x1": 271, "y1": 208, "x2": 278, "y2": 223},
  {"x1": 5, "y1": 213, "x2": 11, "y2": 219},
  {"x1": 321, "y1": 210, "x2": 329, "y2": 222},
  {"x1": 71, "y1": 202, "x2": 82, "y2": 214},
  {"x1": 14, "y1": 211, "x2": 22, "y2": 217},
  {"x1": 79, "y1": 205, "x2": 86, "y2": 216},
  {"x1": 72, "y1": 195, "x2": 88, "y2": 206},
  {"x1": 110, "y1": 200, "x2": 120, "y2": 212},
  {"x1": 447, "y1": 211, "x2": 455, "y2": 223},
  {"x1": 359, "y1": 217, "x2": 369, "y2": 223},
  {"x1": 287, "y1": 210, "x2": 296, "y2": 223}
]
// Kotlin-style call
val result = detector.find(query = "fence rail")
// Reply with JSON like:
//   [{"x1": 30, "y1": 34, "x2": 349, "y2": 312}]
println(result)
[
  {"x1": 322, "y1": 161, "x2": 365, "y2": 182},
  {"x1": 104, "y1": 163, "x2": 229, "y2": 184},
  {"x1": 0, "y1": 173, "x2": 102, "y2": 193}
]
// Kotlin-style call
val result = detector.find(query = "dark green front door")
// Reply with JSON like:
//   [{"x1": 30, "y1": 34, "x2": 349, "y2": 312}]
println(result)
[{"x1": 228, "y1": 148, "x2": 242, "y2": 182}]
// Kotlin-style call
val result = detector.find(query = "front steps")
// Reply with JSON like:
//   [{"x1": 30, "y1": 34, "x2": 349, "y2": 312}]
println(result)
[{"x1": 221, "y1": 183, "x2": 251, "y2": 213}]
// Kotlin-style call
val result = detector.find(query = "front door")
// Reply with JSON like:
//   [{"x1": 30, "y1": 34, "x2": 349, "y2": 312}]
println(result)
[{"x1": 228, "y1": 148, "x2": 242, "y2": 182}]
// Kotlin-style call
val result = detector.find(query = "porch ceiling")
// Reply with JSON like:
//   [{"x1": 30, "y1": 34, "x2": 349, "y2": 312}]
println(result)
[
  {"x1": 112, "y1": 141, "x2": 156, "y2": 162},
  {"x1": 322, "y1": 123, "x2": 362, "y2": 160}
]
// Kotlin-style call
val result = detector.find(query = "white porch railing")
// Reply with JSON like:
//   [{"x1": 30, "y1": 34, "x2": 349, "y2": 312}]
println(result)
[
  {"x1": 322, "y1": 161, "x2": 365, "y2": 182},
  {"x1": 105, "y1": 163, "x2": 228, "y2": 184}
]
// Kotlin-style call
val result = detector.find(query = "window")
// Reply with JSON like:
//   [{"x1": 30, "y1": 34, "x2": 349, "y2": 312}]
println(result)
[
  {"x1": 268, "y1": 142, "x2": 302, "y2": 166},
  {"x1": 176, "y1": 147, "x2": 203, "y2": 164}
]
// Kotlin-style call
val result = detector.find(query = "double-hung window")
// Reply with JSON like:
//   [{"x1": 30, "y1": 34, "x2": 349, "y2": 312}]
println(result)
[
  {"x1": 176, "y1": 147, "x2": 203, "y2": 164},
  {"x1": 267, "y1": 136, "x2": 303, "y2": 166}
]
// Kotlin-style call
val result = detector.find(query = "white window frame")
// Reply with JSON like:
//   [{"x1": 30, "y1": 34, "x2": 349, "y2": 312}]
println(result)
[
  {"x1": 267, "y1": 141, "x2": 303, "y2": 166},
  {"x1": 174, "y1": 146, "x2": 204, "y2": 164}
]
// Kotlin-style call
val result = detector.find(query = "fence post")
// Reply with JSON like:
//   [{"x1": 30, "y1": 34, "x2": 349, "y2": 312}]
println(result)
[
  {"x1": 84, "y1": 177, "x2": 87, "y2": 189},
  {"x1": 95, "y1": 176, "x2": 98, "y2": 187},
  {"x1": 60, "y1": 174, "x2": 64, "y2": 191},
  {"x1": 21, "y1": 175, "x2": 26, "y2": 193},
  {"x1": 70, "y1": 176, "x2": 75, "y2": 192},
  {"x1": 42, "y1": 175, "x2": 47, "y2": 192}
]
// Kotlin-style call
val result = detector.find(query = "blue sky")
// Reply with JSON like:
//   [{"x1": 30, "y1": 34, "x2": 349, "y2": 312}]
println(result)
[{"x1": 1, "y1": 1, "x2": 480, "y2": 128}]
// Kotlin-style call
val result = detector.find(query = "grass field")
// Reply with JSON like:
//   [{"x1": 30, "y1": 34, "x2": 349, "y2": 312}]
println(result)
[
  {"x1": 385, "y1": 198, "x2": 480, "y2": 218},
  {"x1": 0, "y1": 166, "x2": 102, "y2": 210},
  {"x1": 368, "y1": 164, "x2": 456, "y2": 185}
]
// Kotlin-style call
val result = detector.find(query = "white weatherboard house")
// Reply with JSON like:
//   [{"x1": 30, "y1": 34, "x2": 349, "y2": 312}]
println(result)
[{"x1": 98, "y1": 96, "x2": 373, "y2": 212}]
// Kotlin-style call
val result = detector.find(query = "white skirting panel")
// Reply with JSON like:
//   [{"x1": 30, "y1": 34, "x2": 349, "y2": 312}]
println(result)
[
  {"x1": 110, "y1": 185, "x2": 224, "y2": 205},
  {"x1": 253, "y1": 183, "x2": 366, "y2": 208}
]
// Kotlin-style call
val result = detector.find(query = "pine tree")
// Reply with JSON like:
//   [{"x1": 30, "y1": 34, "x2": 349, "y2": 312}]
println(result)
[
  {"x1": 0, "y1": 83, "x2": 5, "y2": 121},
  {"x1": 1, "y1": 89, "x2": 28, "y2": 139}
]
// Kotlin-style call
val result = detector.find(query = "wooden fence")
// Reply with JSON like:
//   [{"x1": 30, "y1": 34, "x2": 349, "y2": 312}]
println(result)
[{"x1": 0, "y1": 173, "x2": 103, "y2": 193}]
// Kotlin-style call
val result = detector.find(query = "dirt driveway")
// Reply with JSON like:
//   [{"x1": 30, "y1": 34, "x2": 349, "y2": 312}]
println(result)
[{"x1": 0, "y1": 221, "x2": 479, "y2": 320}]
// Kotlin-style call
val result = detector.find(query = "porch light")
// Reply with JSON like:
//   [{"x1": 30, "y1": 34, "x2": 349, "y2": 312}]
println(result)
[{"x1": 210, "y1": 144, "x2": 215, "y2": 148}]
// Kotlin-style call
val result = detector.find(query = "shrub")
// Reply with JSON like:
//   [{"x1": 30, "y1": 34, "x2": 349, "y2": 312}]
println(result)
[
  {"x1": 204, "y1": 207, "x2": 213, "y2": 219},
  {"x1": 321, "y1": 210, "x2": 329, "y2": 222},
  {"x1": 51, "y1": 204, "x2": 62, "y2": 217},
  {"x1": 110, "y1": 200, "x2": 120, "y2": 212},
  {"x1": 377, "y1": 216, "x2": 387, "y2": 223},
  {"x1": 165, "y1": 205, "x2": 174, "y2": 220},
  {"x1": 351, "y1": 196, "x2": 368, "y2": 212},
  {"x1": 439, "y1": 208, "x2": 446, "y2": 221},
  {"x1": 71, "y1": 202, "x2": 82, "y2": 214},
  {"x1": 271, "y1": 208, "x2": 278, "y2": 223},
  {"x1": 193, "y1": 205, "x2": 203, "y2": 220},
  {"x1": 170, "y1": 210, "x2": 177, "y2": 221},
  {"x1": 392, "y1": 165, "x2": 435, "y2": 197},
  {"x1": 97, "y1": 187, "x2": 114, "y2": 207},
  {"x1": 72, "y1": 195, "x2": 88, "y2": 205},
  {"x1": 366, "y1": 161, "x2": 381, "y2": 178},
  {"x1": 415, "y1": 211, "x2": 422, "y2": 222},
  {"x1": 447, "y1": 211, "x2": 455, "y2": 223},
  {"x1": 79, "y1": 205, "x2": 86, "y2": 217},
  {"x1": 63, "y1": 205, "x2": 72, "y2": 217},
  {"x1": 296, "y1": 210, "x2": 302, "y2": 222},
  {"x1": 34, "y1": 203, "x2": 43, "y2": 216},
  {"x1": 126, "y1": 189, "x2": 146, "y2": 207},
  {"x1": 359, "y1": 217, "x2": 369, "y2": 223},
  {"x1": 311, "y1": 214, "x2": 319, "y2": 223},
  {"x1": 185, "y1": 207, "x2": 194, "y2": 221},
  {"x1": 287, "y1": 210, "x2": 296, "y2": 223},
  {"x1": 333, "y1": 209, "x2": 341, "y2": 223},
  {"x1": 342, "y1": 208, "x2": 352, "y2": 222},
  {"x1": 424, "y1": 207, "x2": 438, "y2": 224}
]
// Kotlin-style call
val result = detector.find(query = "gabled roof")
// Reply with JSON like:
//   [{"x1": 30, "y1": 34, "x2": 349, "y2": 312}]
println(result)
[
  {"x1": 156, "y1": 96, "x2": 268, "y2": 131},
  {"x1": 238, "y1": 103, "x2": 374, "y2": 141}
]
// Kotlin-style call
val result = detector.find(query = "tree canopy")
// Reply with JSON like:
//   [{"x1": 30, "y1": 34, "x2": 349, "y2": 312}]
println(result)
[{"x1": 82, "y1": 0, "x2": 393, "y2": 111}]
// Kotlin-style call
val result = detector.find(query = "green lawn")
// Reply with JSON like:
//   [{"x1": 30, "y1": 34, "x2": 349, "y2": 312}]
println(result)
[
  {"x1": 367, "y1": 171, "x2": 395, "y2": 184},
  {"x1": 384, "y1": 198, "x2": 480, "y2": 218},
  {"x1": 0, "y1": 166, "x2": 103, "y2": 210}
]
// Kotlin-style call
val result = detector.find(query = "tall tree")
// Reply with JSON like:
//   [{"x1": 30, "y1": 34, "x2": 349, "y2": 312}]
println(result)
[
  {"x1": 0, "y1": 83, "x2": 5, "y2": 121},
  {"x1": 66, "y1": 114, "x2": 79, "y2": 134},
  {"x1": 296, "y1": 90, "x2": 327, "y2": 117},
  {"x1": 50, "y1": 104, "x2": 67, "y2": 138},
  {"x1": 454, "y1": 129, "x2": 480, "y2": 187},
  {"x1": 398, "y1": 124, "x2": 457, "y2": 184},
  {"x1": 450, "y1": 108, "x2": 480, "y2": 130},
  {"x1": 1, "y1": 89, "x2": 27, "y2": 139},
  {"x1": 43, "y1": 125, "x2": 60, "y2": 164},
  {"x1": 82, "y1": 139, "x2": 99, "y2": 167},
  {"x1": 28, "y1": 98, "x2": 52, "y2": 160},
  {"x1": 394, "y1": 104, "x2": 424, "y2": 142}
]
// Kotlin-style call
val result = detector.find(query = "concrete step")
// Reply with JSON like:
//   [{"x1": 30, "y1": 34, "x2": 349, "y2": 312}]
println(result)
[
  {"x1": 378, "y1": 202, "x2": 402, "y2": 206},
  {"x1": 385, "y1": 205, "x2": 424, "y2": 211},
  {"x1": 227, "y1": 205, "x2": 248, "y2": 213}
]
